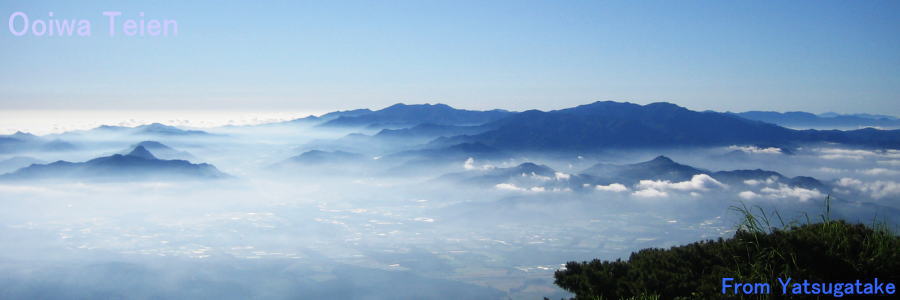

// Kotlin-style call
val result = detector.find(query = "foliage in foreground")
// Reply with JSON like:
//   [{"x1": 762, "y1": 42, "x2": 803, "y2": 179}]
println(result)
[{"x1": 553, "y1": 202, "x2": 900, "y2": 299}]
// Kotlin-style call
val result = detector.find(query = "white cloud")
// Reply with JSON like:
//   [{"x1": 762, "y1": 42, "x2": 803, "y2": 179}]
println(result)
[
  {"x1": 463, "y1": 157, "x2": 475, "y2": 170},
  {"x1": 865, "y1": 181, "x2": 900, "y2": 199},
  {"x1": 877, "y1": 160, "x2": 900, "y2": 167},
  {"x1": 858, "y1": 168, "x2": 900, "y2": 176},
  {"x1": 836, "y1": 177, "x2": 864, "y2": 187},
  {"x1": 463, "y1": 157, "x2": 495, "y2": 171},
  {"x1": 632, "y1": 188, "x2": 668, "y2": 198},
  {"x1": 728, "y1": 145, "x2": 782, "y2": 154},
  {"x1": 758, "y1": 185, "x2": 824, "y2": 202},
  {"x1": 495, "y1": 183, "x2": 546, "y2": 193},
  {"x1": 635, "y1": 174, "x2": 726, "y2": 192},
  {"x1": 817, "y1": 167, "x2": 845, "y2": 173},
  {"x1": 818, "y1": 148, "x2": 873, "y2": 160},
  {"x1": 819, "y1": 148, "x2": 877, "y2": 156},
  {"x1": 821, "y1": 154, "x2": 864, "y2": 160},
  {"x1": 815, "y1": 148, "x2": 900, "y2": 161},
  {"x1": 816, "y1": 148, "x2": 900, "y2": 161},
  {"x1": 836, "y1": 177, "x2": 900, "y2": 199},
  {"x1": 522, "y1": 172, "x2": 551, "y2": 181},
  {"x1": 0, "y1": 184, "x2": 53, "y2": 194},
  {"x1": 738, "y1": 191, "x2": 759, "y2": 200},
  {"x1": 595, "y1": 183, "x2": 628, "y2": 192},
  {"x1": 554, "y1": 172, "x2": 571, "y2": 181},
  {"x1": 883, "y1": 150, "x2": 900, "y2": 159},
  {"x1": 495, "y1": 183, "x2": 524, "y2": 191},
  {"x1": 742, "y1": 176, "x2": 779, "y2": 186}
]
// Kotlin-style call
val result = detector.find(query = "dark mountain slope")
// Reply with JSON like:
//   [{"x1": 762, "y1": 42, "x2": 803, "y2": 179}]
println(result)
[
  {"x1": 320, "y1": 103, "x2": 513, "y2": 128},
  {"x1": 0, "y1": 146, "x2": 226, "y2": 181},
  {"x1": 582, "y1": 155, "x2": 707, "y2": 184},
  {"x1": 438, "y1": 101, "x2": 900, "y2": 151}
]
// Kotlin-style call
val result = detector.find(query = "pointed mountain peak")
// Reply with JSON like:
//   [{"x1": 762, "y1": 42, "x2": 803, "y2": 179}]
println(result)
[
  {"x1": 649, "y1": 155, "x2": 674, "y2": 164},
  {"x1": 137, "y1": 123, "x2": 179, "y2": 131},
  {"x1": 134, "y1": 140, "x2": 171, "y2": 150},
  {"x1": 10, "y1": 131, "x2": 36, "y2": 138},
  {"x1": 143, "y1": 122, "x2": 167, "y2": 128},
  {"x1": 517, "y1": 162, "x2": 540, "y2": 169},
  {"x1": 514, "y1": 162, "x2": 555, "y2": 174},
  {"x1": 383, "y1": 103, "x2": 409, "y2": 109},
  {"x1": 127, "y1": 145, "x2": 157, "y2": 160}
]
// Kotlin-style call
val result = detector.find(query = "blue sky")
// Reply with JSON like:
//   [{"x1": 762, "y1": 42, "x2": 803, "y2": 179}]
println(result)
[{"x1": 1, "y1": 0, "x2": 899, "y2": 114}]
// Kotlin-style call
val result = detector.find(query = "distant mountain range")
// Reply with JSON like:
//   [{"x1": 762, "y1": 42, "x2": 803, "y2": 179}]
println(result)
[
  {"x1": 4, "y1": 101, "x2": 900, "y2": 163},
  {"x1": 0, "y1": 146, "x2": 226, "y2": 181},
  {"x1": 0, "y1": 131, "x2": 76, "y2": 154},
  {"x1": 732, "y1": 111, "x2": 900, "y2": 129},
  {"x1": 283, "y1": 102, "x2": 899, "y2": 133},
  {"x1": 582, "y1": 155, "x2": 705, "y2": 184},
  {"x1": 52, "y1": 123, "x2": 212, "y2": 138},
  {"x1": 287, "y1": 103, "x2": 513, "y2": 129},
  {"x1": 374, "y1": 123, "x2": 488, "y2": 141},
  {"x1": 97, "y1": 123, "x2": 211, "y2": 136},
  {"x1": 285, "y1": 150, "x2": 366, "y2": 165},
  {"x1": 427, "y1": 101, "x2": 900, "y2": 151},
  {"x1": 442, "y1": 155, "x2": 828, "y2": 193},
  {"x1": 273, "y1": 101, "x2": 900, "y2": 167},
  {"x1": 0, "y1": 156, "x2": 45, "y2": 174}
]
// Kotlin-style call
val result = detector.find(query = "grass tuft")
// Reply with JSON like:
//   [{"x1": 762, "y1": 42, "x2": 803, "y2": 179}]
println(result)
[{"x1": 554, "y1": 196, "x2": 899, "y2": 299}]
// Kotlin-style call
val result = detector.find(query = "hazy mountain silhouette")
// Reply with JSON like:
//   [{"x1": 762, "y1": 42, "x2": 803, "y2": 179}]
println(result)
[
  {"x1": 0, "y1": 131, "x2": 76, "y2": 154},
  {"x1": 374, "y1": 123, "x2": 488, "y2": 140},
  {"x1": 123, "y1": 141, "x2": 198, "y2": 161},
  {"x1": 442, "y1": 162, "x2": 553, "y2": 181},
  {"x1": 0, "y1": 146, "x2": 227, "y2": 181},
  {"x1": 582, "y1": 156, "x2": 706, "y2": 184},
  {"x1": 285, "y1": 108, "x2": 374, "y2": 125},
  {"x1": 286, "y1": 150, "x2": 367, "y2": 165},
  {"x1": 299, "y1": 124, "x2": 492, "y2": 155},
  {"x1": 127, "y1": 145, "x2": 157, "y2": 159},
  {"x1": 388, "y1": 142, "x2": 507, "y2": 163},
  {"x1": 442, "y1": 155, "x2": 827, "y2": 192},
  {"x1": 319, "y1": 103, "x2": 513, "y2": 128},
  {"x1": 0, "y1": 156, "x2": 45, "y2": 174},
  {"x1": 734, "y1": 111, "x2": 900, "y2": 129},
  {"x1": 86, "y1": 123, "x2": 211, "y2": 136},
  {"x1": 710, "y1": 169, "x2": 827, "y2": 190}
]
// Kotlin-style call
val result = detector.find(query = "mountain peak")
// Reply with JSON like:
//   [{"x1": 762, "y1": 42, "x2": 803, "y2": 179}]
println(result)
[
  {"x1": 645, "y1": 102, "x2": 688, "y2": 111},
  {"x1": 127, "y1": 145, "x2": 157, "y2": 160},
  {"x1": 9, "y1": 131, "x2": 36, "y2": 139},
  {"x1": 514, "y1": 162, "x2": 554, "y2": 174},
  {"x1": 134, "y1": 140, "x2": 172, "y2": 150},
  {"x1": 649, "y1": 155, "x2": 674, "y2": 164},
  {"x1": 382, "y1": 103, "x2": 454, "y2": 111}
]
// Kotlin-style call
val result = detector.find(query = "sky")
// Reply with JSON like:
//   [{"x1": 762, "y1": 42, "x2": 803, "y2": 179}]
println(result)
[{"x1": 1, "y1": 0, "x2": 899, "y2": 126}]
